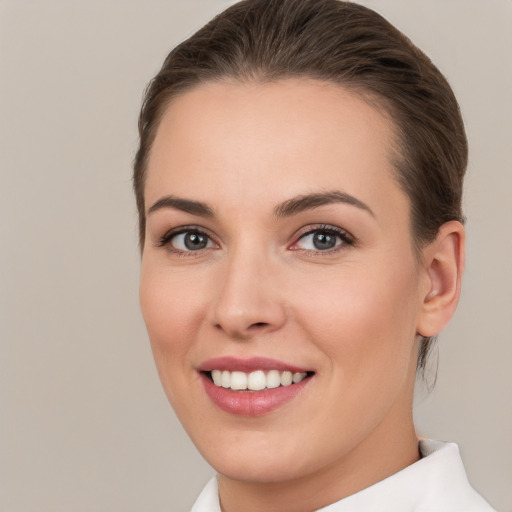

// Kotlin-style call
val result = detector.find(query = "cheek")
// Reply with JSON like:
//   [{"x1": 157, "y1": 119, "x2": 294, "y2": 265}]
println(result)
[
  {"x1": 292, "y1": 261, "x2": 421, "y2": 382},
  {"x1": 287, "y1": 264, "x2": 421, "y2": 451},
  {"x1": 139, "y1": 265, "x2": 208, "y2": 384}
]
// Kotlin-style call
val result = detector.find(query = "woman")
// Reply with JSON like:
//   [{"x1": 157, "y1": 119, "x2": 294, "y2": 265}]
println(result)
[{"x1": 134, "y1": 0, "x2": 496, "y2": 510}]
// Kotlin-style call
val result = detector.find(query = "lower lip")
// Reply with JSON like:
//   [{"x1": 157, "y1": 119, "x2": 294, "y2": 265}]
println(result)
[{"x1": 200, "y1": 373, "x2": 312, "y2": 416}]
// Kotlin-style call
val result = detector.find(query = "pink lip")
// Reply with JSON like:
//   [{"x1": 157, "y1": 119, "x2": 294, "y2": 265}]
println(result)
[
  {"x1": 197, "y1": 357, "x2": 314, "y2": 416},
  {"x1": 197, "y1": 356, "x2": 311, "y2": 373},
  {"x1": 200, "y1": 374, "x2": 312, "y2": 416}
]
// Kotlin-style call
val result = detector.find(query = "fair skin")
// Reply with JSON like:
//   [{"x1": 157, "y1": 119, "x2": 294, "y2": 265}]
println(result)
[{"x1": 139, "y1": 79, "x2": 464, "y2": 512}]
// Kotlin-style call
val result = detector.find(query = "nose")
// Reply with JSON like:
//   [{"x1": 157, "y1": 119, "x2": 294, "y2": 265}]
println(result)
[{"x1": 209, "y1": 247, "x2": 287, "y2": 340}]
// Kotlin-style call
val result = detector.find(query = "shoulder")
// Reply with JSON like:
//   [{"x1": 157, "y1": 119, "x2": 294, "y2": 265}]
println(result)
[
  {"x1": 190, "y1": 477, "x2": 221, "y2": 512},
  {"x1": 190, "y1": 441, "x2": 497, "y2": 512},
  {"x1": 317, "y1": 440, "x2": 496, "y2": 512},
  {"x1": 414, "y1": 439, "x2": 496, "y2": 512}
]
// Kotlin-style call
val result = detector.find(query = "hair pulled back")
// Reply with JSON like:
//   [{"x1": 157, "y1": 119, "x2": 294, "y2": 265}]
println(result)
[{"x1": 133, "y1": 0, "x2": 468, "y2": 373}]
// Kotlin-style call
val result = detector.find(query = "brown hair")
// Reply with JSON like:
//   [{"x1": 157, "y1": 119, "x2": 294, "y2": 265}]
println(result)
[{"x1": 133, "y1": 0, "x2": 467, "y2": 373}]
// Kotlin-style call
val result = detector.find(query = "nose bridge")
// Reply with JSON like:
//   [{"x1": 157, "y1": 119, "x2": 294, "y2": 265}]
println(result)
[{"x1": 211, "y1": 238, "x2": 285, "y2": 338}]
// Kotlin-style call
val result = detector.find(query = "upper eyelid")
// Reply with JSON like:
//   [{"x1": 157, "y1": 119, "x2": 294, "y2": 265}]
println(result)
[
  {"x1": 287, "y1": 224, "x2": 356, "y2": 253},
  {"x1": 157, "y1": 225, "x2": 219, "y2": 247},
  {"x1": 156, "y1": 223, "x2": 354, "y2": 249},
  {"x1": 294, "y1": 224, "x2": 354, "y2": 241}
]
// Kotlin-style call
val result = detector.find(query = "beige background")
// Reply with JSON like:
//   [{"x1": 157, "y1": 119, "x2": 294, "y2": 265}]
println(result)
[{"x1": 1, "y1": 1, "x2": 510, "y2": 511}]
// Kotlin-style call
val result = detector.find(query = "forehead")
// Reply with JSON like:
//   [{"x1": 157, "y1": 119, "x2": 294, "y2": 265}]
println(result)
[{"x1": 145, "y1": 79, "x2": 405, "y2": 218}]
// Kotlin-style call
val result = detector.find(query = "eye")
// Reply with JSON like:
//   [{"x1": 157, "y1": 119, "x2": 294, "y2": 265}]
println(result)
[
  {"x1": 158, "y1": 228, "x2": 217, "y2": 253},
  {"x1": 290, "y1": 225, "x2": 353, "y2": 252}
]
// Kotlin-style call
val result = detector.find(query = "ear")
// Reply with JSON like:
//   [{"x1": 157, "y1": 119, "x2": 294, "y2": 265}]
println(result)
[{"x1": 416, "y1": 221, "x2": 465, "y2": 338}]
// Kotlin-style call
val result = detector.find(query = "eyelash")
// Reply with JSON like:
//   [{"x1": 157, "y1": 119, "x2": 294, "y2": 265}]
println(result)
[
  {"x1": 157, "y1": 224, "x2": 355, "y2": 256},
  {"x1": 157, "y1": 226, "x2": 219, "y2": 257},
  {"x1": 291, "y1": 224, "x2": 355, "y2": 254}
]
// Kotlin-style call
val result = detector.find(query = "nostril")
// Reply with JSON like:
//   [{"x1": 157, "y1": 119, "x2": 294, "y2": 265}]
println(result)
[{"x1": 250, "y1": 322, "x2": 268, "y2": 328}]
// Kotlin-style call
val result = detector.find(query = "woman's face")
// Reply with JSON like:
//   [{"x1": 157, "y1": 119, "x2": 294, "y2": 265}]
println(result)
[{"x1": 140, "y1": 79, "x2": 430, "y2": 485}]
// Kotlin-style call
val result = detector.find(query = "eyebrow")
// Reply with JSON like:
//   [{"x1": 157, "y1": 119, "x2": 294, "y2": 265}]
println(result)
[
  {"x1": 147, "y1": 196, "x2": 214, "y2": 217},
  {"x1": 273, "y1": 191, "x2": 374, "y2": 218},
  {"x1": 147, "y1": 190, "x2": 373, "y2": 219}
]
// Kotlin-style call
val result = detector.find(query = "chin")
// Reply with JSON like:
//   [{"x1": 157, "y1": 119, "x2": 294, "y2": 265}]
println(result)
[
  {"x1": 209, "y1": 451, "x2": 314, "y2": 485},
  {"x1": 191, "y1": 424, "x2": 341, "y2": 485}
]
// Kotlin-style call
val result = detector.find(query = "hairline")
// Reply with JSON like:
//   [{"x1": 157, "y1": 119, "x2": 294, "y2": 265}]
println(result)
[{"x1": 137, "y1": 74, "x2": 424, "y2": 258}]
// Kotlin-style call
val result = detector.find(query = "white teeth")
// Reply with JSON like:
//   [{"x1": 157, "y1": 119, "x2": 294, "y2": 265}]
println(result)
[
  {"x1": 209, "y1": 369, "x2": 309, "y2": 390},
  {"x1": 247, "y1": 370, "x2": 266, "y2": 390},
  {"x1": 230, "y1": 371, "x2": 248, "y2": 390},
  {"x1": 293, "y1": 372, "x2": 307, "y2": 383},
  {"x1": 221, "y1": 370, "x2": 231, "y2": 388},
  {"x1": 266, "y1": 370, "x2": 281, "y2": 389},
  {"x1": 211, "y1": 369, "x2": 222, "y2": 386},
  {"x1": 280, "y1": 371, "x2": 293, "y2": 386}
]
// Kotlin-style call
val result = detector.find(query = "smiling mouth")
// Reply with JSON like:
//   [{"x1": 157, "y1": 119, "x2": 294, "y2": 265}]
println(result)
[{"x1": 204, "y1": 369, "x2": 314, "y2": 391}]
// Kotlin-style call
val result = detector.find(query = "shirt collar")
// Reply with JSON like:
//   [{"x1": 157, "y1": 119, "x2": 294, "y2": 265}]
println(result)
[{"x1": 190, "y1": 440, "x2": 494, "y2": 512}]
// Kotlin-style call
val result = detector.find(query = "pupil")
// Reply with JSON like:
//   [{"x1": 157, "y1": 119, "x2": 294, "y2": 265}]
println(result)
[
  {"x1": 313, "y1": 232, "x2": 336, "y2": 250},
  {"x1": 184, "y1": 232, "x2": 207, "y2": 250}
]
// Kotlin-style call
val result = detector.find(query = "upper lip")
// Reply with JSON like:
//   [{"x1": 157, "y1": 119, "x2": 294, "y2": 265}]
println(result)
[{"x1": 197, "y1": 356, "x2": 312, "y2": 373}]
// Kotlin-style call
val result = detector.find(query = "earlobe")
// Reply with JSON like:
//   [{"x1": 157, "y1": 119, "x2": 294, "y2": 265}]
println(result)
[{"x1": 417, "y1": 221, "x2": 465, "y2": 338}]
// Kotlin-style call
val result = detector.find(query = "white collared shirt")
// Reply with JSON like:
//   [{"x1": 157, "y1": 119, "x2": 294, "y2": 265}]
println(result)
[{"x1": 190, "y1": 440, "x2": 496, "y2": 511}]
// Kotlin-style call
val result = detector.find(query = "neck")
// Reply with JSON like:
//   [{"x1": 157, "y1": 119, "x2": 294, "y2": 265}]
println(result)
[{"x1": 218, "y1": 405, "x2": 419, "y2": 512}]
